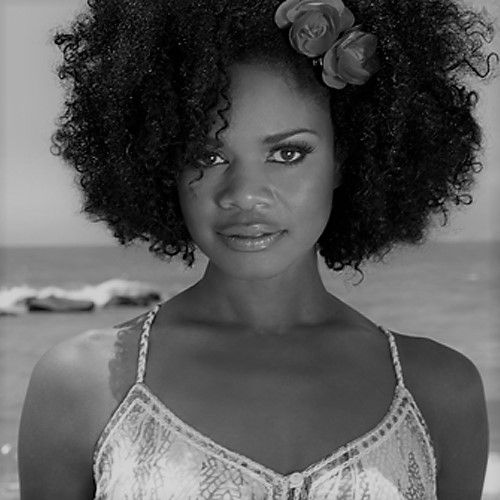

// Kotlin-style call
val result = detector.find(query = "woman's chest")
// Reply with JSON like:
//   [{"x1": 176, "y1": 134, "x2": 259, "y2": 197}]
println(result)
[{"x1": 141, "y1": 328, "x2": 396, "y2": 475}]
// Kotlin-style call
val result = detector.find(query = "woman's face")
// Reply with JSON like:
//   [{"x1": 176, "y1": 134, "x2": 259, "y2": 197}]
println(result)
[{"x1": 177, "y1": 62, "x2": 340, "y2": 279}]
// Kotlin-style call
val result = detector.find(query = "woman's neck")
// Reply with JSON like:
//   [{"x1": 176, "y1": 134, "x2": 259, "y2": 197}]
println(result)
[{"x1": 185, "y1": 250, "x2": 338, "y2": 336}]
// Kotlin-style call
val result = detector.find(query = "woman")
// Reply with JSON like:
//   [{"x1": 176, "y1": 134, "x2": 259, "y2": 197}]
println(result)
[{"x1": 18, "y1": 0, "x2": 496, "y2": 498}]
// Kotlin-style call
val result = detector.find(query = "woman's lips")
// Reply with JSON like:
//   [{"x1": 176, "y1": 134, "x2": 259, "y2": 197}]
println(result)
[{"x1": 218, "y1": 230, "x2": 286, "y2": 252}]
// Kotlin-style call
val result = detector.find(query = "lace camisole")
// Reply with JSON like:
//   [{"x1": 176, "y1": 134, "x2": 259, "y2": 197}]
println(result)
[{"x1": 93, "y1": 304, "x2": 438, "y2": 499}]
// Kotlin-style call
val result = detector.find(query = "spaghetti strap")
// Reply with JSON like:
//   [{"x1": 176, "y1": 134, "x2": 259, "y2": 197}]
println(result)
[
  {"x1": 136, "y1": 303, "x2": 162, "y2": 384},
  {"x1": 379, "y1": 325, "x2": 405, "y2": 388}
]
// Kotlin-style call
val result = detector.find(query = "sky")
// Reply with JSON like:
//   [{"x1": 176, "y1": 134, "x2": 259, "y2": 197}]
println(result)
[{"x1": 0, "y1": 0, "x2": 499, "y2": 247}]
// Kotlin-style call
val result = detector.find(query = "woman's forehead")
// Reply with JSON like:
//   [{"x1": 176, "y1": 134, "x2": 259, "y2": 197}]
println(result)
[{"x1": 206, "y1": 62, "x2": 332, "y2": 141}]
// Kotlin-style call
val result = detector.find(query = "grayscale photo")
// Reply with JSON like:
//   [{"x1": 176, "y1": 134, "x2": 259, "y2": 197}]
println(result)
[{"x1": 1, "y1": 0, "x2": 499, "y2": 498}]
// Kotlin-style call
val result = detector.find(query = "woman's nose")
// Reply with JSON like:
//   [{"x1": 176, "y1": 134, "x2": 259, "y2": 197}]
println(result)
[{"x1": 216, "y1": 163, "x2": 274, "y2": 211}]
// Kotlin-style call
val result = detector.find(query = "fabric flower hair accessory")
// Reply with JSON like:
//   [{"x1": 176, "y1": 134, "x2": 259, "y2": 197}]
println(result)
[{"x1": 274, "y1": 0, "x2": 380, "y2": 89}]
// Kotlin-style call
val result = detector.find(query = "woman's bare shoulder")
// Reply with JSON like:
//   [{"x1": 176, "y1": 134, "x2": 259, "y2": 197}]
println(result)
[
  {"x1": 37, "y1": 310, "x2": 150, "y2": 405},
  {"x1": 35, "y1": 311, "x2": 146, "y2": 386},
  {"x1": 391, "y1": 330, "x2": 488, "y2": 498},
  {"x1": 19, "y1": 311, "x2": 150, "y2": 460},
  {"x1": 392, "y1": 331, "x2": 484, "y2": 401},
  {"x1": 18, "y1": 311, "x2": 150, "y2": 498}
]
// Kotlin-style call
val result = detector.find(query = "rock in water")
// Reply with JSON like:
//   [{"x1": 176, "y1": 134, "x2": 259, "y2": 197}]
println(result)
[{"x1": 26, "y1": 296, "x2": 95, "y2": 312}]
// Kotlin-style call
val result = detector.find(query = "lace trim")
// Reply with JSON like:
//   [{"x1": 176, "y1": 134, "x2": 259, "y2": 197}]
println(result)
[
  {"x1": 93, "y1": 381, "x2": 139, "y2": 479},
  {"x1": 93, "y1": 380, "x2": 436, "y2": 490},
  {"x1": 404, "y1": 387, "x2": 439, "y2": 492}
]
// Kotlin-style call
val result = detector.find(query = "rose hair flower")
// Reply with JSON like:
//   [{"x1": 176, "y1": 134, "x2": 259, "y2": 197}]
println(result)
[
  {"x1": 322, "y1": 27, "x2": 380, "y2": 88},
  {"x1": 274, "y1": 0, "x2": 380, "y2": 88},
  {"x1": 274, "y1": 0, "x2": 355, "y2": 57}
]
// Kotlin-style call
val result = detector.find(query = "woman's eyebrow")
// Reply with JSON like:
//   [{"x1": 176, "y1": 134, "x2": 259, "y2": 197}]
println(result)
[
  {"x1": 261, "y1": 128, "x2": 318, "y2": 145},
  {"x1": 205, "y1": 128, "x2": 318, "y2": 148}
]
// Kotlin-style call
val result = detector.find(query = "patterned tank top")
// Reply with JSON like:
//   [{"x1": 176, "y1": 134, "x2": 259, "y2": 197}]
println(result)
[{"x1": 93, "y1": 304, "x2": 438, "y2": 499}]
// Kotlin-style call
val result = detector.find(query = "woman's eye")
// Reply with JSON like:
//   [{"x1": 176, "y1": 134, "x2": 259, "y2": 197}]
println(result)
[
  {"x1": 198, "y1": 151, "x2": 226, "y2": 168},
  {"x1": 269, "y1": 142, "x2": 315, "y2": 165}
]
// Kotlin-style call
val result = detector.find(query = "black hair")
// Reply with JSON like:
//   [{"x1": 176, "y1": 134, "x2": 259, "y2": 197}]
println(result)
[{"x1": 51, "y1": 0, "x2": 498, "y2": 277}]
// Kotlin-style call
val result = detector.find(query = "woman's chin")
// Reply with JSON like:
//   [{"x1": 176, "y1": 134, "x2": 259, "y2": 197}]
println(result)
[{"x1": 209, "y1": 253, "x2": 292, "y2": 280}]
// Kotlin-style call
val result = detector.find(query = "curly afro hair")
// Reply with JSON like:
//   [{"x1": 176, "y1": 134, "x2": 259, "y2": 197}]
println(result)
[{"x1": 51, "y1": 0, "x2": 498, "y2": 275}]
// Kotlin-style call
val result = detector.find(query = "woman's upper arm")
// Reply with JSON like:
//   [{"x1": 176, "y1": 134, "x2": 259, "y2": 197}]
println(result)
[
  {"x1": 18, "y1": 333, "x2": 105, "y2": 500},
  {"x1": 434, "y1": 348, "x2": 489, "y2": 499},
  {"x1": 398, "y1": 334, "x2": 489, "y2": 500}
]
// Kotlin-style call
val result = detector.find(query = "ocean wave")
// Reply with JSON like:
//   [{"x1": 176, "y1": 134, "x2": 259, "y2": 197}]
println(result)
[{"x1": 0, "y1": 279, "x2": 164, "y2": 315}]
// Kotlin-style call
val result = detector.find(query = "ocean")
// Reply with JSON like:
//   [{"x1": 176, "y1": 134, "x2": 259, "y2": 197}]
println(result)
[{"x1": 1, "y1": 241, "x2": 499, "y2": 498}]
